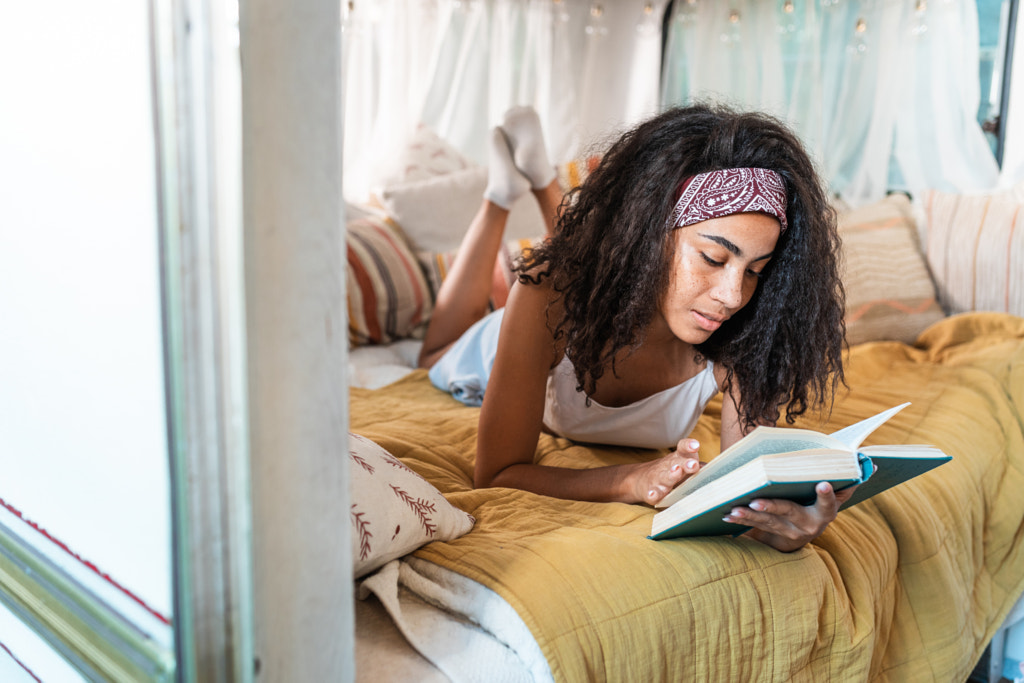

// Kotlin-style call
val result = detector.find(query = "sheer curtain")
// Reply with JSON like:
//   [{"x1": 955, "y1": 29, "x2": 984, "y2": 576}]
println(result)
[
  {"x1": 661, "y1": 0, "x2": 1000, "y2": 206},
  {"x1": 343, "y1": 0, "x2": 1000, "y2": 205},
  {"x1": 342, "y1": 0, "x2": 667, "y2": 202}
]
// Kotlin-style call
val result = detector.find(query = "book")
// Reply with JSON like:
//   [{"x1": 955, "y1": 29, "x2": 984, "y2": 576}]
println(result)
[{"x1": 649, "y1": 403, "x2": 952, "y2": 540}]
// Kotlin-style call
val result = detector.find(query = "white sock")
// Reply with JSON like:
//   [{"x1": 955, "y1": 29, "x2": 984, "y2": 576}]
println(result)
[
  {"x1": 483, "y1": 127, "x2": 530, "y2": 210},
  {"x1": 501, "y1": 106, "x2": 556, "y2": 189}
]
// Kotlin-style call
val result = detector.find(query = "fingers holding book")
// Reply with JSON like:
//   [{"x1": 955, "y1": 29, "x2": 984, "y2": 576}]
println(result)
[
  {"x1": 635, "y1": 448, "x2": 704, "y2": 507},
  {"x1": 727, "y1": 481, "x2": 857, "y2": 553}
]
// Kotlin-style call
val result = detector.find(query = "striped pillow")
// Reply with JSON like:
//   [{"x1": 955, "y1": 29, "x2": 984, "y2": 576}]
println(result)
[
  {"x1": 921, "y1": 189, "x2": 1024, "y2": 317},
  {"x1": 347, "y1": 214, "x2": 433, "y2": 346},
  {"x1": 838, "y1": 194, "x2": 946, "y2": 345}
]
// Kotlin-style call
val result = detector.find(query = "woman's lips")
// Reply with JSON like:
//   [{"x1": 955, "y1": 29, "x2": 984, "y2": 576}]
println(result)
[{"x1": 693, "y1": 310, "x2": 724, "y2": 332}]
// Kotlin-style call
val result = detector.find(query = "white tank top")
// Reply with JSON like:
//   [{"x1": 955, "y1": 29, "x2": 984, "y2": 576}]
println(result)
[{"x1": 542, "y1": 355, "x2": 720, "y2": 449}]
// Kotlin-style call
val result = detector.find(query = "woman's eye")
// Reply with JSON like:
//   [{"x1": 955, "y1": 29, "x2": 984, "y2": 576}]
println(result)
[
  {"x1": 700, "y1": 253, "x2": 722, "y2": 267},
  {"x1": 747, "y1": 268, "x2": 764, "y2": 279}
]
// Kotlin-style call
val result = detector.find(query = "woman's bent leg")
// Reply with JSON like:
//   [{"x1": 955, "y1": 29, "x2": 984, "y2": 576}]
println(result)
[
  {"x1": 532, "y1": 179, "x2": 563, "y2": 236},
  {"x1": 419, "y1": 127, "x2": 531, "y2": 368},
  {"x1": 417, "y1": 203, "x2": 512, "y2": 369}
]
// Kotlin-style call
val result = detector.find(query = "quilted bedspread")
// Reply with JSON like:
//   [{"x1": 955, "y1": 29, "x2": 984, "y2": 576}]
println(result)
[{"x1": 350, "y1": 312, "x2": 1024, "y2": 682}]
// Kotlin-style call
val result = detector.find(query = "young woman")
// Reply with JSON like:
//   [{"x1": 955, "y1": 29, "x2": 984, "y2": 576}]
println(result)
[{"x1": 419, "y1": 103, "x2": 849, "y2": 552}]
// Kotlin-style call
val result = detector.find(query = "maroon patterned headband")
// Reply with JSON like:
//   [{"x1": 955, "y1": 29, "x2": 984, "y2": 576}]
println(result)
[{"x1": 666, "y1": 167, "x2": 788, "y2": 232}]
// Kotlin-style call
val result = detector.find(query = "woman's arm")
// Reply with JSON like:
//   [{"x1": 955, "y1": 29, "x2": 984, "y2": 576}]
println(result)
[{"x1": 475, "y1": 280, "x2": 701, "y2": 505}]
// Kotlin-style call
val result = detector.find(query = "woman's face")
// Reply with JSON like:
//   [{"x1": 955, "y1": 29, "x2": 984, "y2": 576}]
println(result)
[{"x1": 659, "y1": 212, "x2": 781, "y2": 345}]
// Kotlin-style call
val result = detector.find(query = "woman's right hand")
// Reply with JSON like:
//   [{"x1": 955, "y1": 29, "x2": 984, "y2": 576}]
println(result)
[{"x1": 633, "y1": 439, "x2": 703, "y2": 506}]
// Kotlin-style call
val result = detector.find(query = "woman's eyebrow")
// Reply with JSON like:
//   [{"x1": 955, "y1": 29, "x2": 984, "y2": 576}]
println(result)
[{"x1": 698, "y1": 232, "x2": 774, "y2": 262}]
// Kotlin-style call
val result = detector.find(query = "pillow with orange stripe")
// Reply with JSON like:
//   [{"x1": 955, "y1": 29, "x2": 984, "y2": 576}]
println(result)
[
  {"x1": 920, "y1": 187, "x2": 1024, "y2": 318},
  {"x1": 347, "y1": 213, "x2": 433, "y2": 347},
  {"x1": 838, "y1": 194, "x2": 946, "y2": 345},
  {"x1": 557, "y1": 154, "x2": 602, "y2": 192}
]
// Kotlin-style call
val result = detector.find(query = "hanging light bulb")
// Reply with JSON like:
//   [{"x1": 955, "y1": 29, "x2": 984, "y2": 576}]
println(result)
[
  {"x1": 552, "y1": 0, "x2": 571, "y2": 24},
  {"x1": 779, "y1": 0, "x2": 797, "y2": 38},
  {"x1": 637, "y1": 2, "x2": 659, "y2": 36},
  {"x1": 721, "y1": 8, "x2": 742, "y2": 45},
  {"x1": 911, "y1": 0, "x2": 929, "y2": 36},
  {"x1": 676, "y1": 0, "x2": 699, "y2": 26},
  {"x1": 846, "y1": 16, "x2": 868, "y2": 56},
  {"x1": 585, "y1": 3, "x2": 609, "y2": 36}
]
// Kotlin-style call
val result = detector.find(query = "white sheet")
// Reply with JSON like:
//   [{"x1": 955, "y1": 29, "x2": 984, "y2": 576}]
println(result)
[
  {"x1": 357, "y1": 558, "x2": 553, "y2": 683},
  {"x1": 349, "y1": 339, "x2": 421, "y2": 389}
]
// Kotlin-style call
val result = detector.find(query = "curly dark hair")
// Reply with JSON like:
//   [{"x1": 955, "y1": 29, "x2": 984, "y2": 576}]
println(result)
[{"x1": 517, "y1": 102, "x2": 846, "y2": 429}]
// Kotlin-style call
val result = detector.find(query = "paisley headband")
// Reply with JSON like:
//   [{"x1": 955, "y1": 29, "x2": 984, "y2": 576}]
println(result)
[{"x1": 666, "y1": 167, "x2": 788, "y2": 232}]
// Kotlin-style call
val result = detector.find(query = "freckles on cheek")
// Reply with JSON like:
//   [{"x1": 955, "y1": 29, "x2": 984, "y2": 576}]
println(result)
[{"x1": 677, "y1": 272, "x2": 703, "y2": 293}]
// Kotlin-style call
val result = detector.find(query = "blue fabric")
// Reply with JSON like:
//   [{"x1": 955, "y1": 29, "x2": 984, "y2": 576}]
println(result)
[
  {"x1": 1003, "y1": 616, "x2": 1024, "y2": 680},
  {"x1": 428, "y1": 308, "x2": 505, "y2": 407}
]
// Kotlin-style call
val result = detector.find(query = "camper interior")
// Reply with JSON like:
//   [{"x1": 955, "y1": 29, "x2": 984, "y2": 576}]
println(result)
[
  {"x1": 0, "y1": 0, "x2": 1023, "y2": 681},
  {"x1": 345, "y1": 2, "x2": 1024, "y2": 680}
]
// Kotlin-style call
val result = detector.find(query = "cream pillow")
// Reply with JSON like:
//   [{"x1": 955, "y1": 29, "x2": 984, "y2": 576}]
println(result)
[
  {"x1": 349, "y1": 433, "x2": 475, "y2": 579},
  {"x1": 838, "y1": 194, "x2": 946, "y2": 345},
  {"x1": 376, "y1": 166, "x2": 548, "y2": 253}
]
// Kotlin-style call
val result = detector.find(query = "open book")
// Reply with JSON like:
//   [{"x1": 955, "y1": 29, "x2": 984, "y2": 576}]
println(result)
[{"x1": 650, "y1": 403, "x2": 952, "y2": 540}]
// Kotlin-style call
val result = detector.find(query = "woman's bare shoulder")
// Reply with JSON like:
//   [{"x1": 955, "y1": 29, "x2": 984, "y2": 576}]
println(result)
[
  {"x1": 712, "y1": 361, "x2": 729, "y2": 392},
  {"x1": 503, "y1": 277, "x2": 565, "y2": 367}
]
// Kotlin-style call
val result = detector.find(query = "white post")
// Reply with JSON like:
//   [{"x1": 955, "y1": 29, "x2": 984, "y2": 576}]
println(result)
[{"x1": 241, "y1": 0, "x2": 353, "y2": 679}]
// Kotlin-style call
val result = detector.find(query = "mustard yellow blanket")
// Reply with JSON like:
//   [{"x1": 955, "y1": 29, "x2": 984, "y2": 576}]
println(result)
[{"x1": 351, "y1": 312, "x2": 1024, "y2": 682}]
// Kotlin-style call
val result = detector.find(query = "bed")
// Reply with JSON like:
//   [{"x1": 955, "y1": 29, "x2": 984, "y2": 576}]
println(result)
[
  {"x1": 350, "y1": 311, "x2": 1024, "y2": 682},
  {"x1": 346, "y1": 135, "x2": 1024, "y2": 680}
]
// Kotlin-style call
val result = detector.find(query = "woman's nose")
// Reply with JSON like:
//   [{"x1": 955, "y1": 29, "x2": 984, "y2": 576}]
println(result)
[{"x1": 710, "y1": 269, "x2": 745, "y2": 309}]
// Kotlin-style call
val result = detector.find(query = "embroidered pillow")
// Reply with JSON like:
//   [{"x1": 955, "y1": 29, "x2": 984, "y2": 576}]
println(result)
[
  {"x1": 347, "y1": 213, "x2": 433, "y2": 346},
  {"x1": 838, "y1": 194, "x2": 946, "y2": 345},
  {"x1": 920, "y1": 188, "x2": 1024, "y2": 317},
  {"x1": 349, "y1": 433, "x2": 475, "y2": 579}
]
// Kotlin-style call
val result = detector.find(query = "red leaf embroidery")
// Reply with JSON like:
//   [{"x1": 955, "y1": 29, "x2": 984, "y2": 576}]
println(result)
[
  {"x1": 389, "y1": 485, "x2": 438, "y2": 536},
  {"x1": 380, "y1": 450, "x2": 413, "y2": 472},
  {"x1": 350, "y1": 451, "x2": 375, "y2": 474},
  {"x1": 351, "y1": 504, "x2": 373, "y2": 560}
]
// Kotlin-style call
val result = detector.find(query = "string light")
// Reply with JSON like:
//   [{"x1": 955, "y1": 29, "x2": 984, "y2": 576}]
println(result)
[
  {"x1": 722, "y1": 8, "x2": 742, "y2": 45},
  {"x1": 779, "y1": 0, "x2": 797, "y2": 38},
  {"x1": 847, "y1": 16, "x2": 868, "y2": 56},
  {"x1": 676, "y1": 0, "x2": 699, "y2": 26},
  {"x1": 585, "y1": 3, "x2": 608, "y2": 36},
  {"x1": 637, "y1": 2, "x2": 659, "y2": 36},
  {"x1": 553, "y1": 0, "x2": 570, "y2": 24},
  {"x1": 912, "y1": 0, "x2": 929, "y2": 36}
]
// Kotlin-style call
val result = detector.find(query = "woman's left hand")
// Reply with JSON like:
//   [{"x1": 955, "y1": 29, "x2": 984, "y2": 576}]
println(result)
[{"x1": 725, "y1": 482, "x2": 858, "y2": 552}]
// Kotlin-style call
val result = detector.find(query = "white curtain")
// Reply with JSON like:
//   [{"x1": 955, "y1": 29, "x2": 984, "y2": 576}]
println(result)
[
  {"x1": 343, "y1": 0, "x2": 1001, "y2": 206},
  {"x1": 342, "y1": 0, "x2": 667, "y2": 202},
  {"x1": 661, "y1": 0, "x2": 1000, "y2": 206}
]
